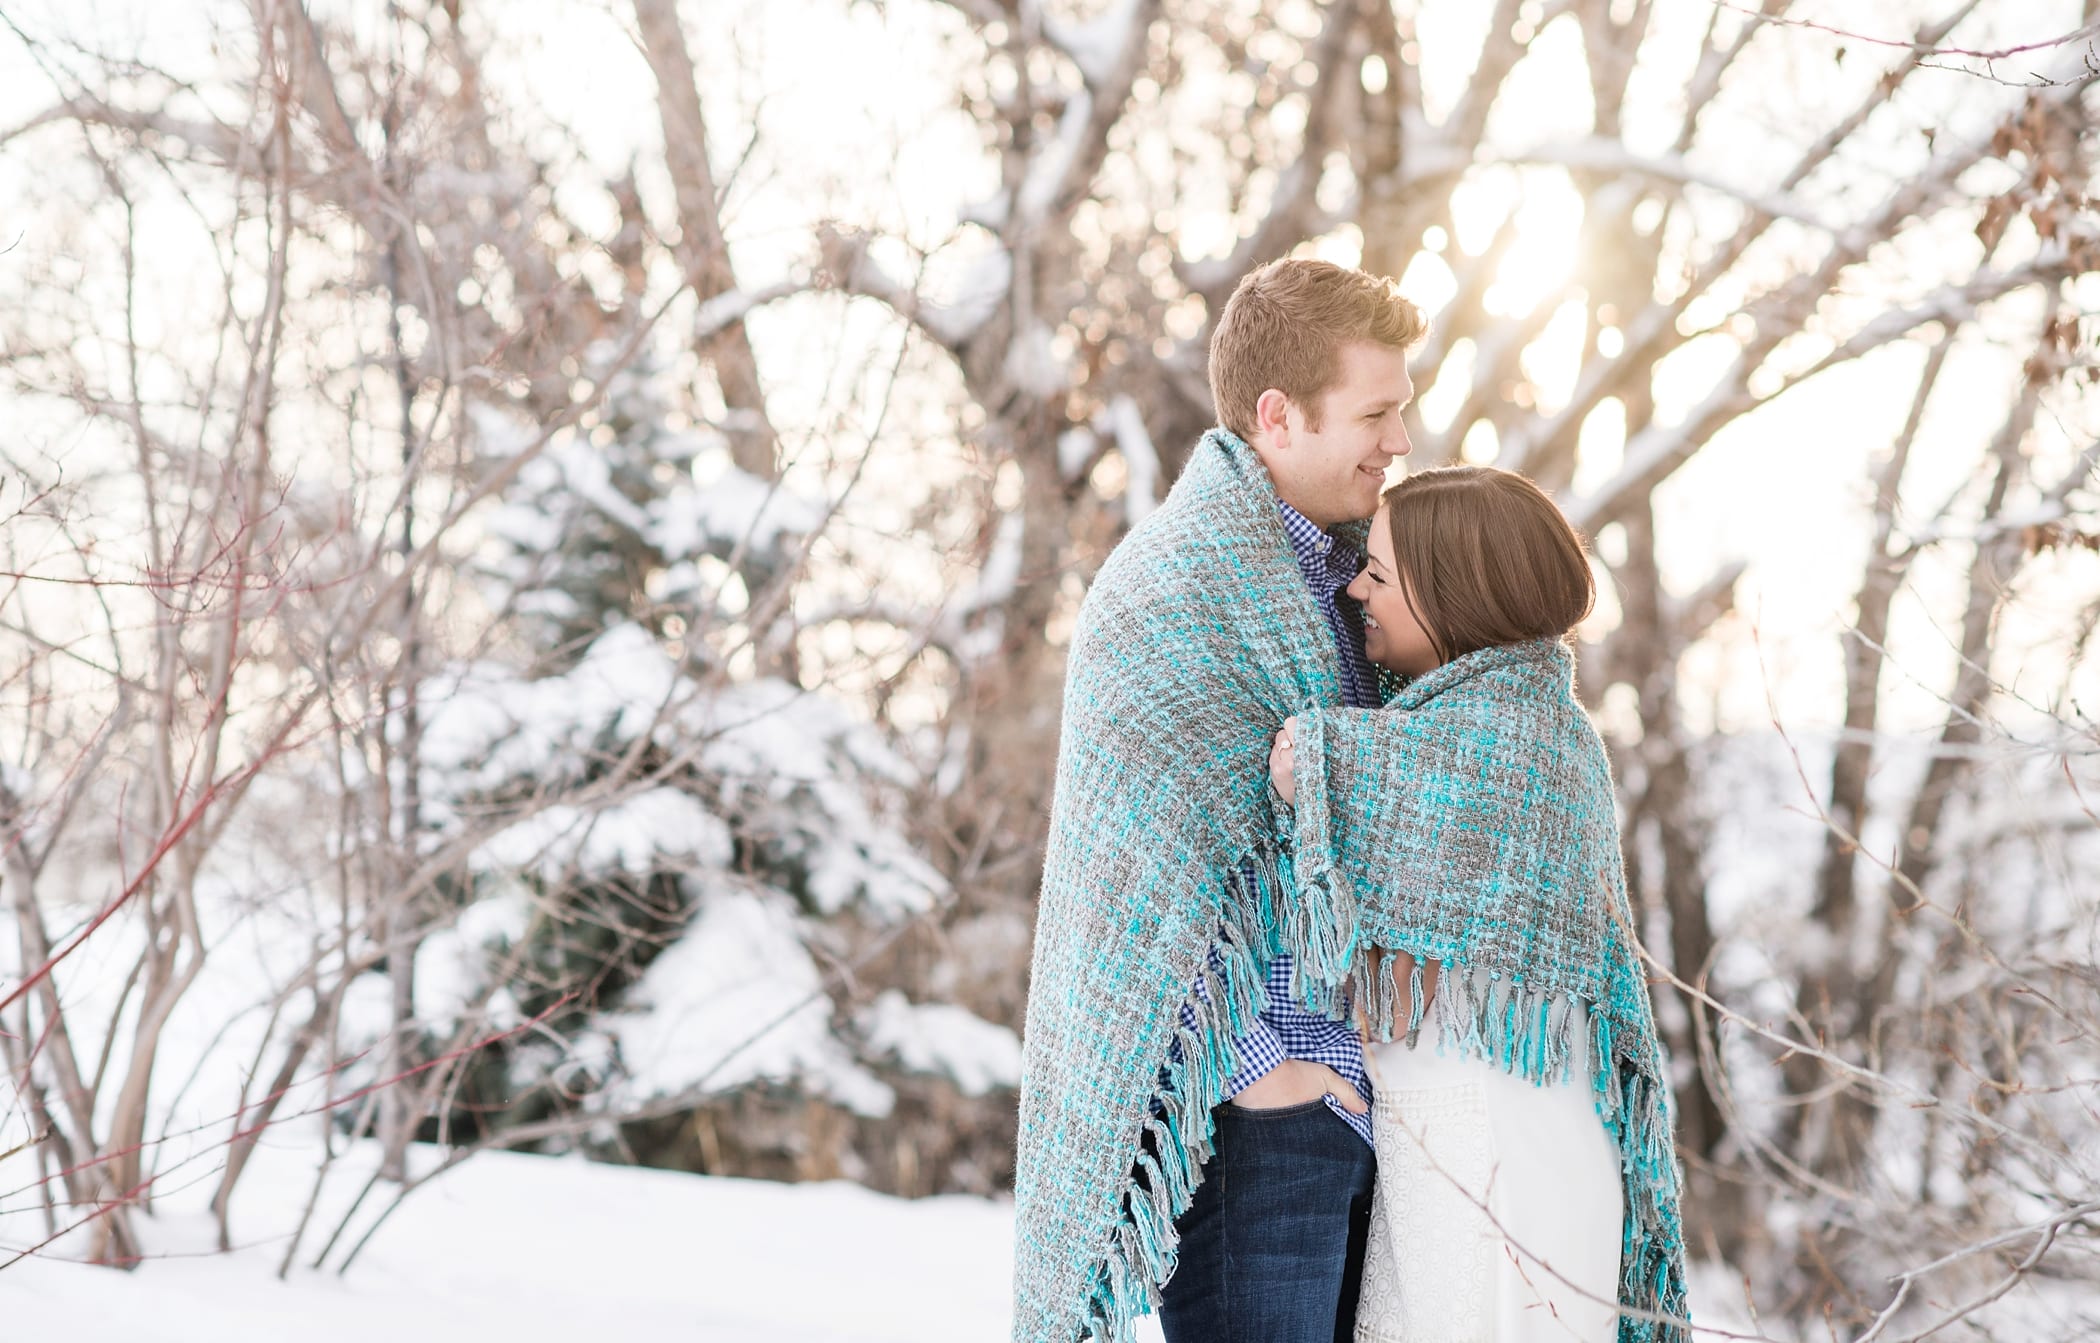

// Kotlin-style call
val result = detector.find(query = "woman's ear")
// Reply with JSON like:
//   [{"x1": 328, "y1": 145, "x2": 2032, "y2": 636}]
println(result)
[{"x1": 1253, "y1": 388, "x2": 1292, "y2": 448}]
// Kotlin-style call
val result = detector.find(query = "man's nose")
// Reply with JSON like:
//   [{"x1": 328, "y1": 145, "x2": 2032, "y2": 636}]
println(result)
[{"x1": 1388, "y1": 419, "x2": 1414, "y2": 457}]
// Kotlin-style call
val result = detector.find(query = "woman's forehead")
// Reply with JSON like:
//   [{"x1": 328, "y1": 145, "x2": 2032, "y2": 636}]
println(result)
[{"x1": 1365, "y1": 513, "x2": 1396, "y2": 564}]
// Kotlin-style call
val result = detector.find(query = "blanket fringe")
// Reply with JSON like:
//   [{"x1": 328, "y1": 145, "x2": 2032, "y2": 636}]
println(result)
[
  {"x1": 1078, "y1": 843, "x2": 1353, "y2": 1341},
  {"x1": 1268, "y1": 713, "x2": 1362, "y2": 1015},
  {"x1": 1356, "y1": 954, "x2": 1691, "y2": 1343}
]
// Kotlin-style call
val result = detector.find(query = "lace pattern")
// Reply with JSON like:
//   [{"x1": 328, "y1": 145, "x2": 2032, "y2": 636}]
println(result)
[{"x1": 1354, "y1": 1080, "x2": 1496, "y2": 1343}]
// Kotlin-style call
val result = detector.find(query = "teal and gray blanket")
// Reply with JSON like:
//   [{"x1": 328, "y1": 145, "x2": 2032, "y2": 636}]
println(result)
[
  {"x1": 1013, "y1": 428, "x2": 1361, "y2": 1341},
  {"x1": 1290, "y1": 638, "x2": 1690, "y2": 1341}
]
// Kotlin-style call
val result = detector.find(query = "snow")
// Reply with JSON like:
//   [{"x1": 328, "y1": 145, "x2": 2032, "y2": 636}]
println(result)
[
  {"x1": 523, "y1": 435, "x2": 653, "y2": 534},
  {"x1": 646, "y1": 464, "x2": 826, "y2": 561},
  {"x1": 1058, "y1": 425, "x2": 1098, "y2": 481},
  {"x1": 594, "y1": 885, "x2": 895, "y2": 1118},
  {"x1": 413, "y1": 891, "x2": 534, "y2": 1035},
  {"x1": 1003, "y1": 319, "x2": 1069, "y2": 397},
  {"x1": 424, "y1": 627, "x2": 944, "y2": 924},
  {"x1": 1102, "y1": 395, "x2": 1158, "y2": 524},
  {"x1": 921, "y1": 244, "x2": 1012, "y2": 347},
  {"x1": 0, "y1": 1134, "x2": 1779, "y2": 1343},
  {"x1": 957, "y1": 511, "x2": 1024, "y2": 620},
  {"x1": 466, "y1": 400, "x2": 541, "y2": 459},
  {"x1": 857, "y1": 989, "x2": 1022, "y2": 1097},
  {"x1": 1044, "y1": 0, "x2": 1144, "y2": 87},
  {"x1": 1015, "y1": 89, "x2": 1092, "y2": 221},
  {"x1": 691, "y1": 679, "x2": 945, "y2": 920},
  {"x1": 419, "y1": 624, "x2": 683, "y2": 795},
  {"x1": 472, "y1": 788, "x2": 735, "y2": 881},
  {"x1": 3, "y1": 1140, "x2": 1017, "y2": 1342},
  {"x1": 1480, "y1": 137, "x2": 1835, "y2": 230},
  {"x1": 414, "y1": 617, "x2": 949, "y2": 1128},
  {"x1": 959, "y1": 188, "x2": 1010, "y2": 232},
  {"x1": 565, "y1": 622, "x2": 685, "y2": 732}
]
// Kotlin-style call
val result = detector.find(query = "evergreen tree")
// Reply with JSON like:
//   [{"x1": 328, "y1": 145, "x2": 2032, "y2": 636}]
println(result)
[{"x1": 389, "y1": 354, "x2": 1016, "y2": 1184}]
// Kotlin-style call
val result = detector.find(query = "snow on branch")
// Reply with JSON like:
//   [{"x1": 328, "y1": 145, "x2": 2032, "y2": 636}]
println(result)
[
  {"x1": 1565, "y1": 356, "x2": 1750, "y2": 536},
  {"x1": 1569, "y1": 253, "x2": 2075, "y2": 536},
  {"x1": 1014, "y1": 0, "x2": 1163, "y2": 227},
  {"x1": 856, "y1": 989, "x2": 1021, "y2": 1096},
  {"x1": 1443, "y1": 138, "x2": 1840, "y2": 231},
  {"x1": 1177, "y1": 0, "x2": 1357, "y2": 304},
  {"x1": 472, "y1": 789, "x2": 734, "y2": 883},
  {"x1": 1100, "y1": 395, "x2": 1158, "y2": 524},
  {"x1": 593, "y1": 886, "x2": 898, "y2": 1118},
  {"x1": 819, "y1": 226, "x2": 1012, "y2": 353},
  {"x1": 693, "y1": 279, "x2": 808, "y2": 342},
  {"x1": 1043, "y1": 0, "x2": 1147, "y2": 88},
  {"x1": 954, "y1": 510, "x2": 1024, "y2": 628},
  {"x1": 1016, "y1": 88, "x2": 1095, "y2": 223},
  {"x1": 648, "y1": 464, "x2": 827, "y2": 561},
  {"x1": 1796, "y1": 261, "x2": 2071, "y2": 383},
  {"x1": 1058, "y1": 426, "x2": 1100, "y2": 482}
]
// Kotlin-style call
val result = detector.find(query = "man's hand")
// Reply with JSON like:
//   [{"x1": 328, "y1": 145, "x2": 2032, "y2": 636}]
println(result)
[
  {"x1": 1268, "y1": 715, "x2": 1300, "y2": 805},
  {"x1": 1230, "y1": 1058, "x2": 1367, "y2": 1114}
]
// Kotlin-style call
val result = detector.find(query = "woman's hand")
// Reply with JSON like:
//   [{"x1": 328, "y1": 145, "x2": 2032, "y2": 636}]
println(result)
[{"x1": 1268, "y1": 715, "x2": 1300, "y2": 805}]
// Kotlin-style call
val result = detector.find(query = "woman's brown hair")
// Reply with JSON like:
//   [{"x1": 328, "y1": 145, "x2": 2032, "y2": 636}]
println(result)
[{"x1": 1381, "y1": 466, "x2": 1595, "y2": 663}]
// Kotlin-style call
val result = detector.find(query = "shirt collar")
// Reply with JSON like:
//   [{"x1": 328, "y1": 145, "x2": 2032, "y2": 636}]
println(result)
[
  {"x1": 1274, "y1": 498, "x2": 1335, "y2": 561},
  {"x1": 1274, "y1": 498, "x2": 1365, "y2": 595}
]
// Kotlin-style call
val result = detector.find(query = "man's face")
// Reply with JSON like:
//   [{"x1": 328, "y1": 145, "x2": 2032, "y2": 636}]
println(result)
[{"x1": 1261, "y1": 341, "x2": 1415, "y2": 528}]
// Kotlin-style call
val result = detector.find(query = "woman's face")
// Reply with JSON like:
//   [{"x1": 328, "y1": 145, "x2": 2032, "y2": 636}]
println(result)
[{"x1": 1346, "y1": 506, "x2": 1441, "y2": 677}]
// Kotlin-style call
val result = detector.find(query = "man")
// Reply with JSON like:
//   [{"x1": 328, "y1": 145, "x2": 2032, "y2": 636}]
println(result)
[{"x1": 1014, "y1": 258, "x2": 1424, "y2": 1343}]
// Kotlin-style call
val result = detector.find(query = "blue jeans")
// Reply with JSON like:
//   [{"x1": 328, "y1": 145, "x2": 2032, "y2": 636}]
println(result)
[{"x1": 1158, "y1": 1099, "x2": 1377, "y2": 1343}]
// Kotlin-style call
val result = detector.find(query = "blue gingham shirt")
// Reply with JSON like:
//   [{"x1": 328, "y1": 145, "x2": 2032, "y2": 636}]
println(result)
[{"x1": 1180, "y1": 499, "x2": 1382, "y2": 1146}]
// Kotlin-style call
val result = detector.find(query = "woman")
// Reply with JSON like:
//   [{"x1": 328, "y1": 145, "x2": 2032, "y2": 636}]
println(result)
[{"x1": 1269, "y1": 466, "x2": 1689, "y2": 1342}]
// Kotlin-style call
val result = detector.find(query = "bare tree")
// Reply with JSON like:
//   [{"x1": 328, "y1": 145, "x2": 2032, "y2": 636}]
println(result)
[
  {"x1": 5, "y1": 2, "x2": 2098, "y2": 1335},
  {"x1": 804, "y1": 0, "x2": 2100, "y2": 1329}
]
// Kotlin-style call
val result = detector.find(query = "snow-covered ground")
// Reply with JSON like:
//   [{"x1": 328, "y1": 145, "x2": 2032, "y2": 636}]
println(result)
[
  {"x1": 6, "y1": 1131, "x2": 1797, "y2": 1343},
  {"x1": 63, "y1": 1123, "x2": 2062, "y2": 1343},
  {"x1": 6, "y1": 1140, "x2": 1021, "y2": 1342}
]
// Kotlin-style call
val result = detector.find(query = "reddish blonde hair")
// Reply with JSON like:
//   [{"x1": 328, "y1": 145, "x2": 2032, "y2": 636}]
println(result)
[{"x1": 1208, "y1": 258, "x2": 1426, "y2": 441}]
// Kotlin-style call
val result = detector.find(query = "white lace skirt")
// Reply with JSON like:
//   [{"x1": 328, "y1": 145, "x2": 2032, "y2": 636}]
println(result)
[{"x1": 1354, "y1": 1016, "x2": 1624, "y2": 1343}]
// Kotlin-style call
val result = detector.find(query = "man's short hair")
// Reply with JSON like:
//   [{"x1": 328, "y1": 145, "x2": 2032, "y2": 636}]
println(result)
[{"x1": 1208, "y1": 258, "x2": 1426, "y2": 442}]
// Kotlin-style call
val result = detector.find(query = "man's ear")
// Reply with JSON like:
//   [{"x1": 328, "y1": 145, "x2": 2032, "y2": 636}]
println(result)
[{"x1": 1253, "y1": 388, "x2": 1292, "y2": 449}]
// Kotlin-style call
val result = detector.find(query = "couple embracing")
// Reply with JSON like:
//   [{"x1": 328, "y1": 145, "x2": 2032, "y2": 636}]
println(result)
[{"x1": 1014, "y1": 259, "x2": 1690, "y2": 1342}]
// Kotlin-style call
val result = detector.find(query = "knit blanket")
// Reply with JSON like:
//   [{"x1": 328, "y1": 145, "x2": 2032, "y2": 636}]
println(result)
[
  {"x1": 1013, "y1": 428, "x2": 1363, "y2": 1342},
  {"x1": 1288, "y1": 638, "x2": 1690, "y2": 1342}
]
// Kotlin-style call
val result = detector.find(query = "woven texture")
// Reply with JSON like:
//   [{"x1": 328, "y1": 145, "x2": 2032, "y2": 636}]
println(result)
[
  {"x1": 1013, "y1": 427, "x2": 1363, "y2": 1343},
  {"x1": 1289, "y1": 638, "x2": 1691, "y2": 1342}
]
